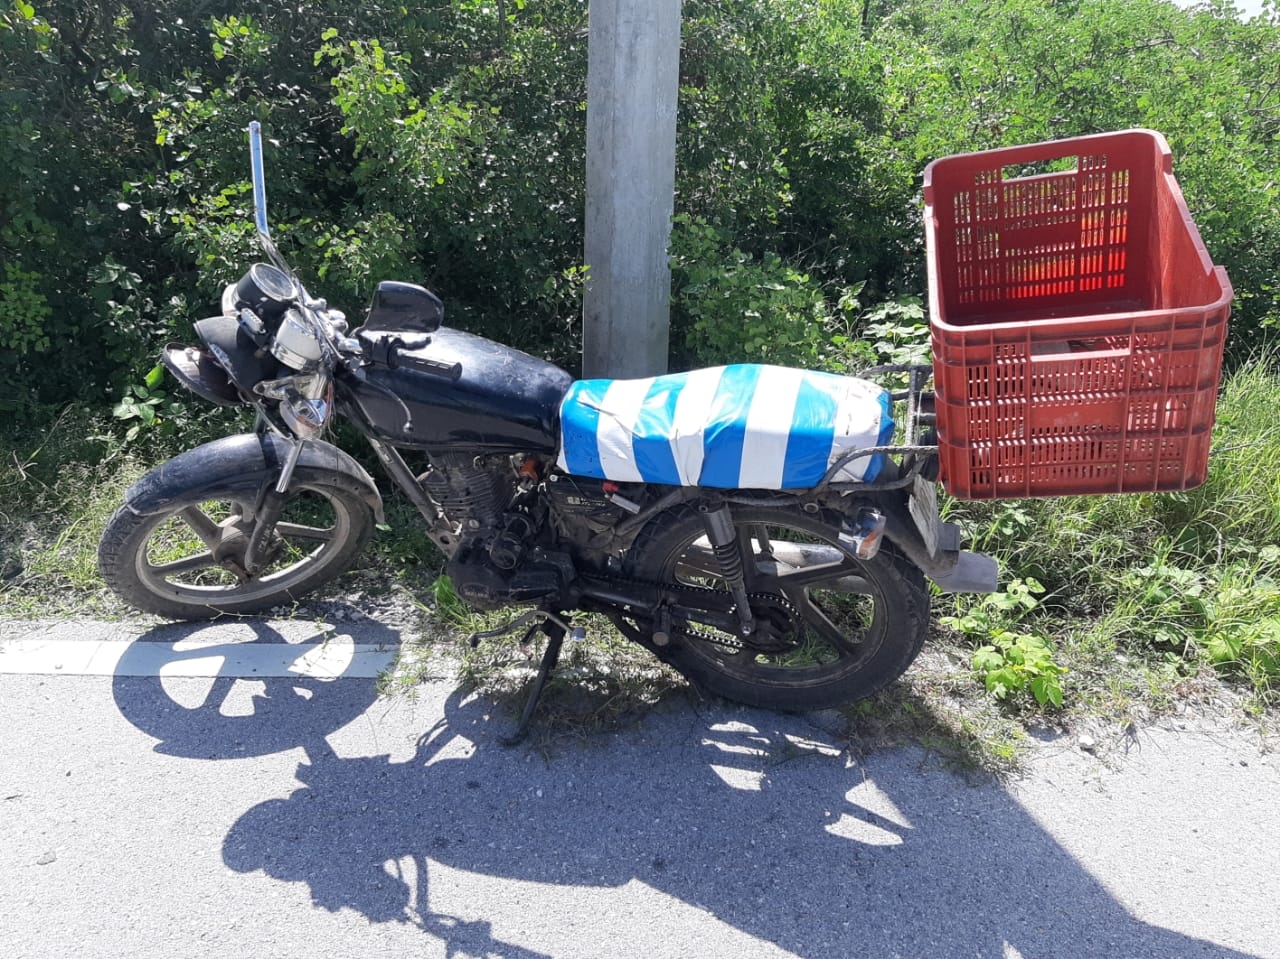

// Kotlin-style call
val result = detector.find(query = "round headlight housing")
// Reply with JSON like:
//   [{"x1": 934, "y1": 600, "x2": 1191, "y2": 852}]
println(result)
[{"x1": 271, "y1": 308, "x2": 323, "y2": 371}]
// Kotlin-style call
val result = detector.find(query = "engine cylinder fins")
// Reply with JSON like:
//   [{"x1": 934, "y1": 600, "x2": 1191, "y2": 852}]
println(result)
[{"x1": 417, "y1": 452, "x2": 513, "y2": 530}]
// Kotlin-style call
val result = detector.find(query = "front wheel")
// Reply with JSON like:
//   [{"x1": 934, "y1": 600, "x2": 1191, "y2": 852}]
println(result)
[
  {"x1": 99, "y1": 470, "x2": 374, "y2": 620},
  {"x1": 627, "y1": 504, "x2": 929, "y2": 711}
]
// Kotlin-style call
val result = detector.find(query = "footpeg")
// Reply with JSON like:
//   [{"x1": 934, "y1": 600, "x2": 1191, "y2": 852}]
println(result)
[
  {"x1": 466, "y1": 608, "x2": 575, "y2": 649},
  {"x1": 652, "y1": 604, "x2": 673, "y2": 647}
]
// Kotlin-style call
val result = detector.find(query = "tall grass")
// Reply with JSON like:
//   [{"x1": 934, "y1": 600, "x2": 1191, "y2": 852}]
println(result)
[{"x1": 0, "y1": 406, "x2": 144, "y2": 614}]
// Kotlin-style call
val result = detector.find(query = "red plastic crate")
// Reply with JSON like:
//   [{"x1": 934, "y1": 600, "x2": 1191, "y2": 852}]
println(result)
[{"x1": 924, "y1": 130, "x2": 1233, "y2": 499}]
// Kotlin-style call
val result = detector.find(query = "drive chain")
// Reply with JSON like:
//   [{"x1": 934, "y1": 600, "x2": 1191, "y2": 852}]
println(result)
[{"x1": 601, "y1": 573, "x2": 804, "y2": 654}]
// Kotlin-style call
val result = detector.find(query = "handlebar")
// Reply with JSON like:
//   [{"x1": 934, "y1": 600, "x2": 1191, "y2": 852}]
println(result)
[
  {"x1": 397, "y1": 352, "x2": 463, "y2": 382},
  {"x1": 359, "y1": 332, "x2": 463, "y2": 382},
  {"x1": 245, "y1": 122, "x2": 461, "y2": 386}
]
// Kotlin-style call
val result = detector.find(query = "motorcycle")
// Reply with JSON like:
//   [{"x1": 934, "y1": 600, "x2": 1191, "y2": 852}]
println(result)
[{"x1": 98, "y1": 123, "x2": 996, "y2": 736}]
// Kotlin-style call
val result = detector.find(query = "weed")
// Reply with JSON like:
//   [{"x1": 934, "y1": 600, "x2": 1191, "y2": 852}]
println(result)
[
  {"x1": 429, "y1": 575, "x2": 470, "y2": 627},
  {"x1": 943, "y1": 577, "x2": 1044, "y2": 634},
  {"x1": 1196, "y1": 560, "x2": 1280, "y2": 702},
  {"x1": 941, "y1": 579, "x2": 1067, "y2": 709},
  {"x1": 108, "y1": 364, "x2": 192, "y2": 445},
  {"x1": 970, "y1": 634, "x2": 1067, "y2": 708}
]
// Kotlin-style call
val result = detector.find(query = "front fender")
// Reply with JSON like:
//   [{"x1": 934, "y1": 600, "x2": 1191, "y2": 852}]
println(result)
[{"x1": 122, "y1": 433, "x2": 385, "y2": 523}]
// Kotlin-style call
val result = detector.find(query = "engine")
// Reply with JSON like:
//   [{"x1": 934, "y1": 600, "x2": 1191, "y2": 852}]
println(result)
[
  {"x1": 419, "y1": 453, "x2": 572, "y2": 609},
  {"x1": 418, "y1": 452, "x2": 513, "y2": 535}
]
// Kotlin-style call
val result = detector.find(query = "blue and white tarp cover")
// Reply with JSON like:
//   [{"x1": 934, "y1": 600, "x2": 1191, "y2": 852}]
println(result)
[{"x1": 556, "y1": 364, "x2": 894, "y2": 489}]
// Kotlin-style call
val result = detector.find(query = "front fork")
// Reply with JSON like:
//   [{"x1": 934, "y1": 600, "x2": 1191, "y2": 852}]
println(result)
[{"x1": 243, "y1": 434, "x2": 306, "y2": 573}]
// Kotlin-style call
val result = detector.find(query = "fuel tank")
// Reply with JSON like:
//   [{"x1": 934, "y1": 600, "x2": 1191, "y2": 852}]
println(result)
[{"x1": 341, "y1": 327, "x2": 575, "y2": 454}]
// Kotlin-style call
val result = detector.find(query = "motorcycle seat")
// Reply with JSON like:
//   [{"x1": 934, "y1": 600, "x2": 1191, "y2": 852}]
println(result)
[{"x1": 555, "y1": 364, "x2": 894, "y2": 489}]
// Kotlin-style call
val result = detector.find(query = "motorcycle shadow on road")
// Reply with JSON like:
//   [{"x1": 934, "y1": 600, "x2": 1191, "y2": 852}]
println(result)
[
  {"x1": 111, "y1": 624, "x2": 1258, "y2": 959},
  {"x1": 110, "y1": 614, "x2": 393, "y2": 759}
]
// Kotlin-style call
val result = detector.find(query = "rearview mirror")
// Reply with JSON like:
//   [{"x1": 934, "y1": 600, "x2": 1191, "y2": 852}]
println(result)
[{"x1": 361, "y1": 281, "x2": 444, "y2": 334}]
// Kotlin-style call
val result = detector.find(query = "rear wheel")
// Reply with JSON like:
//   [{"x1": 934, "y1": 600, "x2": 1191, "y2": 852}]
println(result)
[
  {"x1": 628, "y1": 504, "x2": 929, "y2": 710},
  {"x1": 99, "y1": 471, "x2": 374, "y2": 620}
]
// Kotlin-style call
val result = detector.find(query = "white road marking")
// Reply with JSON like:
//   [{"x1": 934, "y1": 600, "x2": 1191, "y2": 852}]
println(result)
[{"x1": 0, "y1": 637, "x2": 398, "y2": 678}]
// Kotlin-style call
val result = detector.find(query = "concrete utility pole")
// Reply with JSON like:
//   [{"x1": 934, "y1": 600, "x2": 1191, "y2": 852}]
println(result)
[{"x1": 582, "y1": 0, "x2": 682, "y2": 379}]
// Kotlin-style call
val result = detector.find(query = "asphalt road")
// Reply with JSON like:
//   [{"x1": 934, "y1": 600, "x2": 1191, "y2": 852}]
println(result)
[{"x1": 1, "y1": 615, "x2": 1277, "y2": 959}]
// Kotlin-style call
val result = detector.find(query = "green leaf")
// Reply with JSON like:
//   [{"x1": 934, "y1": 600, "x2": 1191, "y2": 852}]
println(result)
[
  {"x1": 972, "y1": 646, "x2": 1004, "y2": 672},
  {"x1": 1030, "y1": 676, "x2": 1051, "y2": 706},
  {"x1": 1205, "y1": 632, "x2": 1242, "y2": 665},
  {"x1": 144, "y1": 364, "x2": 164, "y2": 390}
]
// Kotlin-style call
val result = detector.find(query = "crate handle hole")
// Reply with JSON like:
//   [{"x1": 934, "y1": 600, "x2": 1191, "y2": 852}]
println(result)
[{"x1": 1001, "y1": 155, "x2": 1081, "y2": 180}]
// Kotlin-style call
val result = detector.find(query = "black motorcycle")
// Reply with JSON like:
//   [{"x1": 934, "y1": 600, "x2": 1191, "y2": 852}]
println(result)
[{"x1": 99, "y1": 123, "x2": 995, "y2": 732}]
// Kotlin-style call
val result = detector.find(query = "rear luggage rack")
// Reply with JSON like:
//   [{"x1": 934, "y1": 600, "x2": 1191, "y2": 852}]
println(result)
[{"x1": 813, "y1": 364, "x2": 940, "y2": 494}]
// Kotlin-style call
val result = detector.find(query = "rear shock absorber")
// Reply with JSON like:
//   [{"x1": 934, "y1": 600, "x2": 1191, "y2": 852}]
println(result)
[{"x1": 699, "y1": 501, "x2": 756, "y2": 636}]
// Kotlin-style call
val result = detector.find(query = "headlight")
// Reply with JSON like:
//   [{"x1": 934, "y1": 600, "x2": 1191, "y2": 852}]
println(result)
[
  {"x1": 280, "y1": 393, "x2": 331, "y2": 440},
  {"x1": 257, "y1": 374, "x2": 332, "y2": 441},
  {"x1": 271, "y1": 308, "x2": 323, "y2": 371}
]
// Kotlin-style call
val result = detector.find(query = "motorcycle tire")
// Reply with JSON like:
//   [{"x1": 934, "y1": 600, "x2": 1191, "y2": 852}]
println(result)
[
  {"x1": 98, "y1": 470, "x2": 374, "y2": 620},
  {"x1": 627, "y1": 503, "x2": 929, "y2": 711}
]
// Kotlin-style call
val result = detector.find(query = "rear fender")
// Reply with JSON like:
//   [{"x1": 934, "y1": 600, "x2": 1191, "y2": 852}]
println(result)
[
  {"x1": 122, "y1": 433, "x2": 385, "y2": 523},
  {"x1": 872, "y1": 489, "x2": 997, "y2": 594}
]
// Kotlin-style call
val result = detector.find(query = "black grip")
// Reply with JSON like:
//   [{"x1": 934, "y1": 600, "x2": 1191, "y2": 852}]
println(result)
[
  {"x1": 396, "y1": 351, "x2": 463, "y2": 381},
  {"x1": 359, "y1": 331, "x2": 462, "y2": 381}
]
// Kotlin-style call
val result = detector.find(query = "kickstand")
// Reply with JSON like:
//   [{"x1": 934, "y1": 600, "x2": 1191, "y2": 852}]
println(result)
[{"x1": 500, "y1": 616, "x2": 567, "y2": 747}]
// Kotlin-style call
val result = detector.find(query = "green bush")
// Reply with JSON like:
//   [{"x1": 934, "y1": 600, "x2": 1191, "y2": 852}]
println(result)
[
  {"x1": 0, "y1": 262, "x2": 52, "y2": 356},
  {"x1": 4, "y1": 0, "x2": 1278, "y2": 405},
  {"x1": 669, "y1": 216, "x2": 844, "y2": 368}
]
